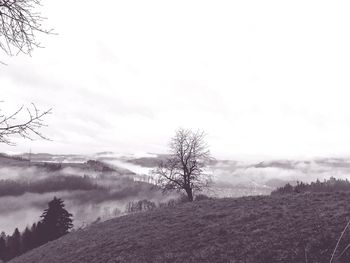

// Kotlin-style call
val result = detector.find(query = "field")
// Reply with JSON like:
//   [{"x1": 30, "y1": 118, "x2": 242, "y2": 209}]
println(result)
[{"x1": 9, "y1": 191, "x2": 350, "y2": 263}]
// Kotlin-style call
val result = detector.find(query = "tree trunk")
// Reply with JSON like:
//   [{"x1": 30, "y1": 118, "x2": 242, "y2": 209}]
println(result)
[{"x1": 185, "y1": 187, "x2": 194, "y2": 202}]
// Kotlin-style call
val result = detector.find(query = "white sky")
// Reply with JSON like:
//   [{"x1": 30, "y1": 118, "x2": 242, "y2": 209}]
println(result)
[{"x1": 1, "y1": 0, "x2": 350, "y2": 159}]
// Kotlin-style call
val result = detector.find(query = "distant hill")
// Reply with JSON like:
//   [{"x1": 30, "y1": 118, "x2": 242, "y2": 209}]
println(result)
[
  {"x1": 0, "y1": 152, "x2": 136, "y2": 177},
  {"x1": 9, "y1": 192, "x2": 350, "y2": 263},
  {"x1": 0, "y1": 153, "x2": 30, "y2": 167},
  {"x1": 125, "y1": 155, "x2": 168, "y2": 167}
]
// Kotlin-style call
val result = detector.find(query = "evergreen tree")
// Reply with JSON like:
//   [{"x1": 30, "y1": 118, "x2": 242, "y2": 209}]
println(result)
[
  {"x1": 12, "y1": 228, "x2": 21, "y2": 258},
  {"x1": 0, "y1": 198, "x2": 73, "y2": 261},
  {"x1": 7, "y1": 228, "x2": 21, "y2": 260},
  {"x1": 0, "y1": 234, "x2": 6, "y2": 261},
  {"x1": 30, "y1": 223, "x2": 40, "y2": 249},
  {"x1": 21, "y1": 227, "x2": 33, "y2": 253},
  {"x1": 35, "y1": 221, "x2": 46, "y2": 247},
  {"x1": 40, "y1": 197, "x2": 73, "y2": 242}
]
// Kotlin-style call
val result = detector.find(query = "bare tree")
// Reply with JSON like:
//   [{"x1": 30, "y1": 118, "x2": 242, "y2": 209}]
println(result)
[
  {"x1": 0, "y1": 103, "x2": 51, "y2": 145},
  {"x1": 152, "y1": 128, "x2": 213, "y2": 202},
  {"x1": 0, "y1": 0, "x2": 51, "y2": 58}
]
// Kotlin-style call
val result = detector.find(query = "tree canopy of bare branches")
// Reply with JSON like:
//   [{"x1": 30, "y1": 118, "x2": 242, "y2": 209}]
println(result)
[
  {"x1": 152, "y1": 128, "x2": 213, "y2": 201},
  {"x1": 0, "y1": 0, "x2": 51, "y2": 57},
  {"x1": 0, "y1": 103, "x2": 51, "y2": 145}
]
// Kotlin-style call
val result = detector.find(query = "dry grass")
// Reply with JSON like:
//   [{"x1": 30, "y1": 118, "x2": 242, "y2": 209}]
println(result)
[{"x1": 9, "y1": 192, "x2": 350, "y2": 263}]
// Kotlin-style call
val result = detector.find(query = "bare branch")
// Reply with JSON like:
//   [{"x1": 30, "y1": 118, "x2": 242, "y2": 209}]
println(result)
[
  {"x1": 0, "y1": 0, "x2": 53, "y2": 58},
  {"x1": 0, "y1": 103, "x2": 52, "y2": 145}
]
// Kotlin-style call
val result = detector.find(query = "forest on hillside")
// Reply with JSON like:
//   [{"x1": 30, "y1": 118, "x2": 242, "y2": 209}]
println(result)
[{"x1": 272, "y1": 177, "x2": 350, "y2": 195}]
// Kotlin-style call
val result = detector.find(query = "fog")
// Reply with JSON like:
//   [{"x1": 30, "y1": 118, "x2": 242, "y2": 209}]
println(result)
[
  {"x1": 2, "y1": 154, "x2": 350, "y2": 234},
  {"x1": 0, "y1": 159, "x2": 170, "y2": 234},
  {"x1": 103, "y1": 159, "x2": 151, "y2": 176},
  {"x1": 212, "y1": 158, "x2": 350, "y2": 190}
]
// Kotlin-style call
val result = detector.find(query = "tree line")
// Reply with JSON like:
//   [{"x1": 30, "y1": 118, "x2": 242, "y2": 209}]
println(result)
[
  {"x1": 0, "y1": 197, "x2": 73, "y2": 262},
  {"x1": 271, "y1": 177, "x2": 350, "y2": 195},
  {"x1": 0, "y1": 175, "x2": 100, "y2": 197}
]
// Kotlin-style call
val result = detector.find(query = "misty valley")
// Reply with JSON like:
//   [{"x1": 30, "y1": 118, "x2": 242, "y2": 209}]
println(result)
[
  {"x1": 1, "y1": 151, "x2": 350, "y2": 235},
  {"x1": 2, "y1": 0, "x2": 350, "y2": 261},
  {"x1": 0, "y1": 152, "x2": 164, "y2": 234}
]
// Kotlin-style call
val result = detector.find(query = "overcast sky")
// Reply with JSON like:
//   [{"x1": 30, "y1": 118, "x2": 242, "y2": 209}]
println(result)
[{"x1": 1, "y1": 0, "x2": 350, "y2": 159}]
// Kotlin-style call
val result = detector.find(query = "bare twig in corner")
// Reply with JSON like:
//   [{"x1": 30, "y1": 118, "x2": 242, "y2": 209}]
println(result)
[
  {"x1": 330, "y1": 219, "x2": 350, "y2": 263},
  {"x1": 336, "y1": 242, "x2": 350, "y2": 262},
  {"x1": 0, "y1": 0, "x2": 53, "y2": 56}
]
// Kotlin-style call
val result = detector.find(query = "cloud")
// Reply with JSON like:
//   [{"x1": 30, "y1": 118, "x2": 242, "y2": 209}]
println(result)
[{"x1": 2, "y1": 0, "x2": 350, "y2": 158}]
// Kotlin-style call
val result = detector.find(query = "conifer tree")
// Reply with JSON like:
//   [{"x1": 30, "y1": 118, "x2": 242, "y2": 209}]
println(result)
[
  {"x1": 35, "y1": 221, "x2": 47, "y2": 247},
  {"x1": 7, "y1": 228, "x2": 21, "y2": 260},
  {"x1": 30, "y1": 223, "x2": 39, "y2": 249},
  {"x1": 40, "y1": 197, "x2": 73, "y2": 242},
  {"x1": 13, "y1": 228, "x2": 21, "y2": 258},
  {"x1": 21, "y1": 227, "x2": 33, "y2": 253},
  {"x1": 0, "y1": 234, "x2": 6, "y2": 261}
]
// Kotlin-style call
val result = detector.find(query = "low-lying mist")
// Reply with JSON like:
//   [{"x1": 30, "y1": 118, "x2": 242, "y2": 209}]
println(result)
[
  {"x1": 2, "y1": 153, "x2": 350, "y2": 234},
  {"x1": 0, "y1": 162, "x2": 168, "y2": 234},
  {"x1": 209, "y1": 158, "x2": 350, "y2": 197}
]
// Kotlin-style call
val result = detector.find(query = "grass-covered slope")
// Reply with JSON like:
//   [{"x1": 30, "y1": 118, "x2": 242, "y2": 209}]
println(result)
[{"x1": 10, "y1": 192, "x2": 350, "y2": 263}]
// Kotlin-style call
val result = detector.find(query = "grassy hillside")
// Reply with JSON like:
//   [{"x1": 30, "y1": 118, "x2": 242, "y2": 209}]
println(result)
[{"x1": 9, "y1": 192, "x2": 350, "y2": 263}]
